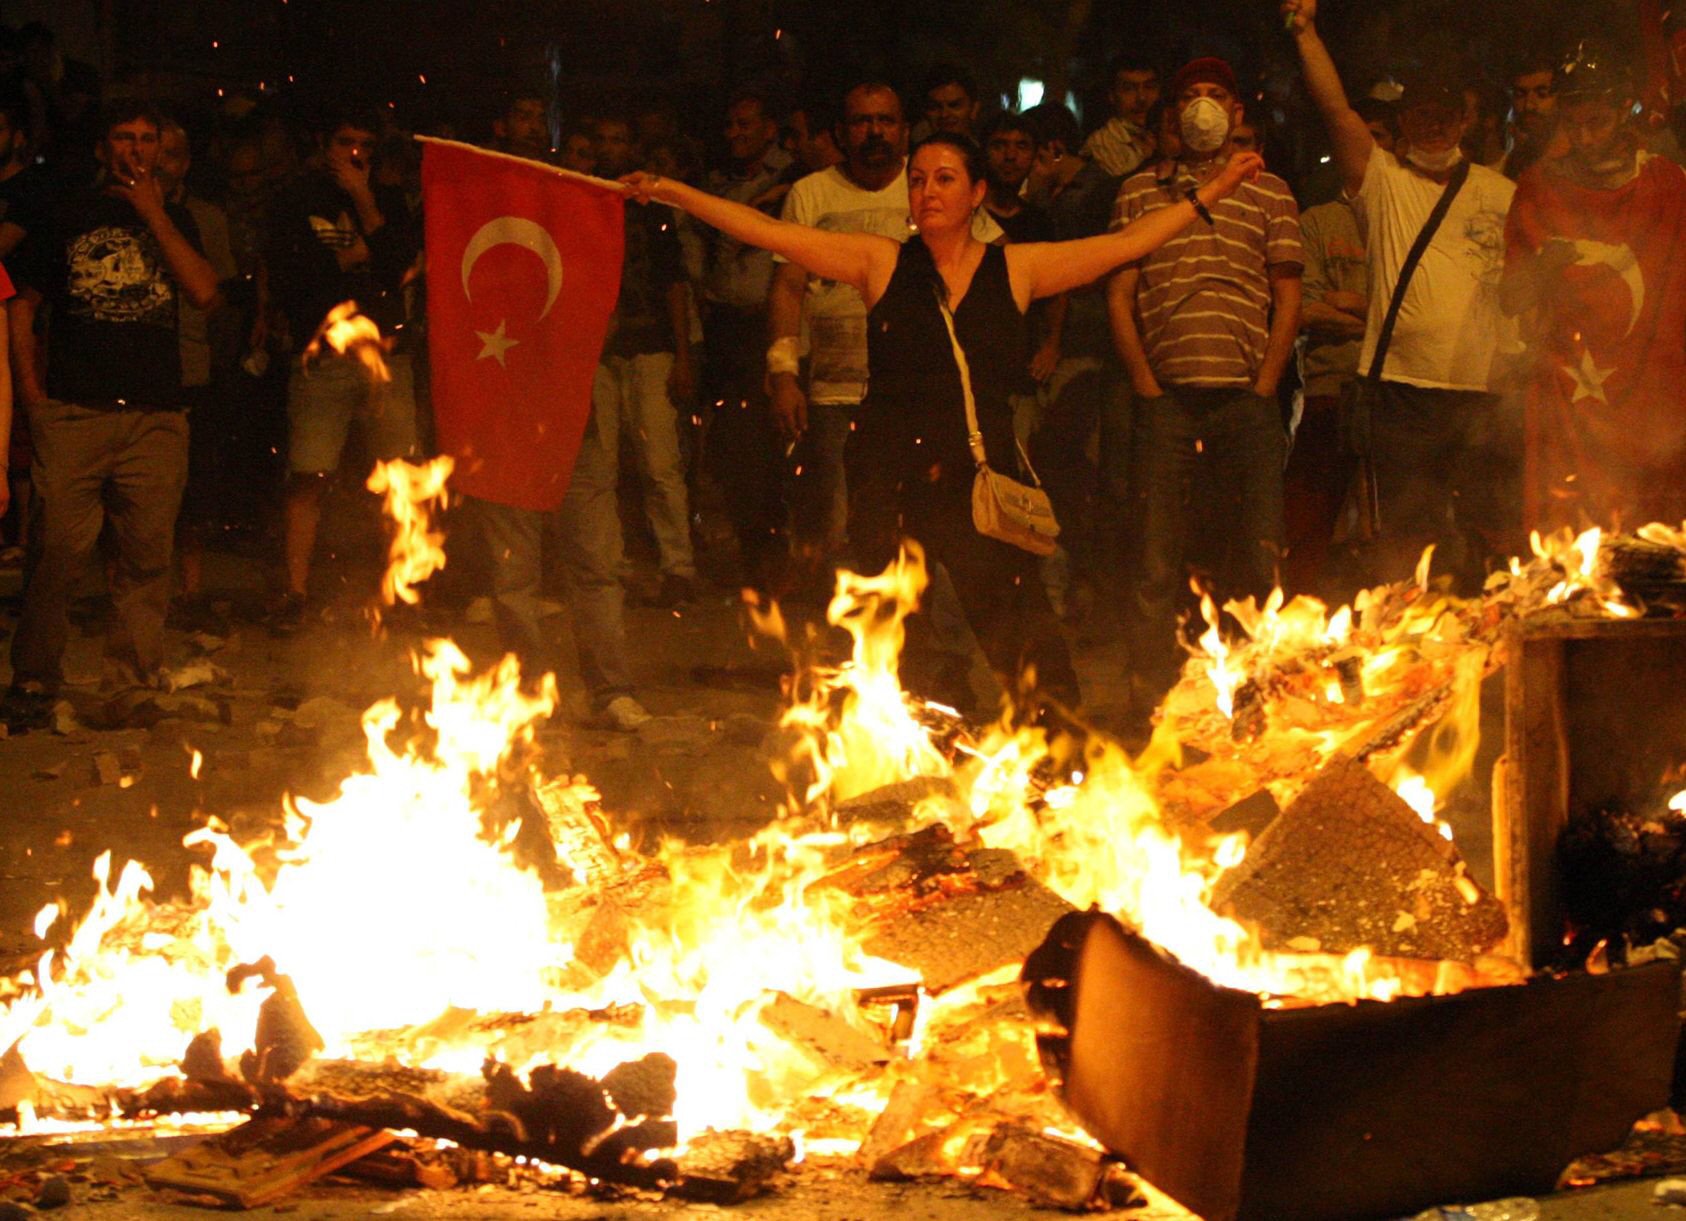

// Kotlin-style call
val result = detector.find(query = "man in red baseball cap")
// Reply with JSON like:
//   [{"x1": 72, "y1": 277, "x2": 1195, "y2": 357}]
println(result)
[
  {"x1": 1170, "y1": 56, "x2": 1239, "y2": 102},
  {"x1": 1109, "y1": 54, "x2": 1304, "y2": 725}
]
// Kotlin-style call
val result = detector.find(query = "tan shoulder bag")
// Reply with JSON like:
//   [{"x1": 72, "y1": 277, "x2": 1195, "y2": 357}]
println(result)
[{"x1": 934, "y1": 295, "x2": 1060, "y2": 557}]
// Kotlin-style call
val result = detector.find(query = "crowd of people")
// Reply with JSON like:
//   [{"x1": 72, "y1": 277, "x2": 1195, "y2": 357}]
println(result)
[{"x1": 2, "y1": 5, "x2": 1684, "y2": 740}]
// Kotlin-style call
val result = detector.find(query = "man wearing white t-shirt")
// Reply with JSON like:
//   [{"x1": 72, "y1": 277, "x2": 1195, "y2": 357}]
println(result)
[
  {"x1": 1287, "y1": 0, "x2": 1519, "y2": 591},
  {"x1": 768, "y1": 81, "x2": 1000, "y2": 589}
]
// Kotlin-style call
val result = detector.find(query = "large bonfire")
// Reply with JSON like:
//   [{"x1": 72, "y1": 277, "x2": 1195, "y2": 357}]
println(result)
[{"x1": 2, "y1": 444, "x2": 1682, "y2": 1198}]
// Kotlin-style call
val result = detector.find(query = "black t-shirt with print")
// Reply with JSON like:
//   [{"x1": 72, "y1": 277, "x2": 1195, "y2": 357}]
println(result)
[{"x1": 16, "y1": 190, "x2": 202, "y2": 409}]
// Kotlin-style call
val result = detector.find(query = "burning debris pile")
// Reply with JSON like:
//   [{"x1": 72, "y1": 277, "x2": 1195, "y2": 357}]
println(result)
[{"x1": 2, "y1": 486, "x2": 1685, "y2": 1213}]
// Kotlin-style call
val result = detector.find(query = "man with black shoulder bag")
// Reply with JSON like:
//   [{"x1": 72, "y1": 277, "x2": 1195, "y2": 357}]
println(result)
[{"x1": 1286, "y1": 0, "x2": 1520, "y2": 593}]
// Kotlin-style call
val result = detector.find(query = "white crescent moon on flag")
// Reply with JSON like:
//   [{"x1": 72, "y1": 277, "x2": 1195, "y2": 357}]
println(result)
[
  {"x1": 460, "y1": 216, "x2": 564, "y2": 320},
  {"x1": 1572, "y1": 239, "x2": 1645, "y2": 339}
]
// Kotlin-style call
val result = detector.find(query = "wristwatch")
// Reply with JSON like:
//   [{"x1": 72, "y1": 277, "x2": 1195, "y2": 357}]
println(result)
[{"x1": 1184, "y1": 185, "x2": 1214, "y2": 225}]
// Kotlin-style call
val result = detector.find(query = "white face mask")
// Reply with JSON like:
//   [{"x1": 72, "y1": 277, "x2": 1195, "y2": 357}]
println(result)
[
  {"x1": 1179, "y1": 97, "x2": 1231, "y2": 154},
  {"x1": 1404, "y1": 144, "x2": 1463, "y2": 172}
]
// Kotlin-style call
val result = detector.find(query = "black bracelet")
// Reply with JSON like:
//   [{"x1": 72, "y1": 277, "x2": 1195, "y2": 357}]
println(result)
[{"x1": 1184, "y1": 185, "x2": 1214, "y2": 225}]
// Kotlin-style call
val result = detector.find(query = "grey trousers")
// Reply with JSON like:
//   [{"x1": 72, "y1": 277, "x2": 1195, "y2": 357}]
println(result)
[
  {"x1": 470, "y1": 404, "x2": 632, "y2": 705},
  {"x1": 11, "y1": 400, "x2": 188, "y2": 693}
]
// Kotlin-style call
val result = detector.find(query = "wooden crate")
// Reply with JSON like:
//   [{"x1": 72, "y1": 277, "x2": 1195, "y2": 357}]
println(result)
[
  {"x1": 1498, "y1": 616, "x2": 1686, "y2": 968},
  {"x1": 1025, "y1": 911, "x2": 1681, "y2": 1221}
]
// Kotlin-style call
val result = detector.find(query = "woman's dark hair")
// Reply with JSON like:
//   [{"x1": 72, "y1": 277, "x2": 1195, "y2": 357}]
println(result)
[{"x1": 909, "y1": 131, "x2": 986, "y2": 186}]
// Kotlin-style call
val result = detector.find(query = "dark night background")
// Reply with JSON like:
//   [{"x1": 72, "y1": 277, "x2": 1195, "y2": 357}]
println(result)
[{"x1": 29, "y1": 0, "x2": 1644, "y2": 133}]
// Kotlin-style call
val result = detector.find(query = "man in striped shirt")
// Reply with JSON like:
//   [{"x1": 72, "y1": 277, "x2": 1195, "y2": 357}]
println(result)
[{"x1": 1107, "y1": 56, "x2": 1303, "y2": 720}]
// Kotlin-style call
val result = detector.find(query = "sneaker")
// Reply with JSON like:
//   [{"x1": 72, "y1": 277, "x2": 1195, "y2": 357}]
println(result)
[
  {"x1": 649, "y1": 574, "x2": 698, "y2": 608},
  {"x1": 0, "y1": 685, "x2": 53, "y2": 733},
  {"x1": 268, "y1": 592, "x2": 308, "y2": 637},
  {"x1": 596, "y1": 694, "x2": 652, "y2": 732}
]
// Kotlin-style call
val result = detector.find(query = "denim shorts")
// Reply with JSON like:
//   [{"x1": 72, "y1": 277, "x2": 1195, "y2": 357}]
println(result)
[{"x1": 286, "y1": 350, "x2": 418, "y2": 475}]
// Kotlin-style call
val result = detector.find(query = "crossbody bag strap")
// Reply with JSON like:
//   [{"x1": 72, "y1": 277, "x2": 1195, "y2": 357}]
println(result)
[
  {"x1": 935, "y1": 290, "x2": 1045, "y2": 487},
  {"x1": 1366, "y1": 158, "x2": 1471, "y2": 381}
]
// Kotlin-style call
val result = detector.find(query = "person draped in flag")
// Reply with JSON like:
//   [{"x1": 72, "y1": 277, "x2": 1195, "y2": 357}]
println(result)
[
  {"x1": 1501, "y1": 42, "x2": 1686, "y2": 532},
  {"x1": 621, "y1": 138, "x2": 1262, "y2": 724}
]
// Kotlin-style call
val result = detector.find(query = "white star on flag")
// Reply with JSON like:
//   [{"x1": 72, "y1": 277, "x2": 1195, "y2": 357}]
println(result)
[
  {"x1": 475, "y1": 318, "x2": 519, "y2": 366},
  {"x1": 1562, "y1": 347, "x2": 1615, "y2": 406}
]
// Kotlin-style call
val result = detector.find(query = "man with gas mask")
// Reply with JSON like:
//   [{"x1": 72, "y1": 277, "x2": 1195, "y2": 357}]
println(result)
[
  {"x1": 1284, "y1": 0, "x2": 1518, "y2": 593},
  {"x1": 1501, "y1": 42, "x2": 1686, "y2": 533},
  {"x1": 1107, "y1": 56, "x2": 1302, "y2": 727}
]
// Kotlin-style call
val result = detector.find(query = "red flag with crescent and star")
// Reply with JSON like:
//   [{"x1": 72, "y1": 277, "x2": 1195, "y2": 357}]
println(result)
[
  {"x1": 421, "y1": 137, "x2": 624, "y2": 511},
  {"x1": 1505, "y1": 154, "x2": 1686, "y2": 532}
]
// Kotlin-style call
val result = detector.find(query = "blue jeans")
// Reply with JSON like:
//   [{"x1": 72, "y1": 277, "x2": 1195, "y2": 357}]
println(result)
[
  {"x1": 1125, "y1": 385, "x2": 1286, "y2": 698},
  {"x1": 471, "y1": 404, "x2": 632, "y2": 705}
]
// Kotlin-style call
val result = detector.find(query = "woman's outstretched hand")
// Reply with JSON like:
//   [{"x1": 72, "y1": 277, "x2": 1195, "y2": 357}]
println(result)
[
  {"x1": 1208, "y1": 151, "x2": 1265, "y2": 201},
  {"x1": 619, "y1": 171, "x2": 670, "y2": 205}
]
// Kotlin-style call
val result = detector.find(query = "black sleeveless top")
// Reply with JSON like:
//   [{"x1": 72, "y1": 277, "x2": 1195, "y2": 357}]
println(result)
[{"x1": 861, "y1": 241, "x2": 1026, "y2": 489}]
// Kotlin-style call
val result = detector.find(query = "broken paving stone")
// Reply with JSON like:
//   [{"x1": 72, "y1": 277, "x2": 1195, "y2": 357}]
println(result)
[
  {"x1": 32, "y1": 761, "x2": 67, "y2": 781},
  {"x1": 34, "y1": 1174, "x2": 71, "y2": 1209},
  {"x1": 636, "y1": 714, "x2": 712, "y2": 746},
  {"x1": 721, "y1": 713, "x2": 770, "y2": 748},
  {"x1": 1209, "y1": 756, "x2": 1509, "y2": 961},
  {"x1": 973, "y1": 1123, "x2": 1104, "y2": 1210},
  {"x1": 869, "y1": 1129, "x2": 953, "y2": 1181},
  {"x1": 836, "y1": 777, "x2": 966, "y2": 828},
  {"x1": 152, "y1": 692, "x2": 229, "y2": 724},
  {"x1": 859, "y1": 1081, "x2": 946, "y2": 1171},
  {"x1": 162, "y1": 658, "x2": 228, "y2": 691},
  {"x1": 50, "y1": 701, "x2": 80, "y2": 735},
  {"x1": 670, "y1": 1130, "x2": 794, "y2": 1203},
  {"x1": 0, "y1": 1043, "x2": 37, "y2": 1110},
  {"x1": 91, "y1": 751, "x2": 126, "y2": 786},
  {"x1": 291, "y1": 697, "x2": 360, "y2": 735},
  {"x1": 0, "y1": 1202, "x2": 31, "y2": 1221},
  {"x1": 1656, "y1": 1178, "x2": 1686, "y2": 1204},
  {"x1": 759, "y1": 992, "x2": 892, "y2": 1073}
]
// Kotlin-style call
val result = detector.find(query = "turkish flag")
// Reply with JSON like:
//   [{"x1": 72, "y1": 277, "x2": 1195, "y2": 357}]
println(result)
[
  {"x1": 1507, "y1": 155, "x2": 1686, "y2": 532},
  {"x1": 422, "y1": 137, "x2": 623, "y2": 510}
]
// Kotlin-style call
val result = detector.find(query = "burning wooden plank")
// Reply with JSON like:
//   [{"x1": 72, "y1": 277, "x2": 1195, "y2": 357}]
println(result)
[
  {"x1": 143, "y1": 1116, "x2": 395, "y2": 1209},
  {"x1": 1209, "y1": 756, "x2": 1508, "y2": 961}
]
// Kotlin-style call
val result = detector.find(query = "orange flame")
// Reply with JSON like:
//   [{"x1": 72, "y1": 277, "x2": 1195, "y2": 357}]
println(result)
[
  {"x1": 366, "y1": 456, "x2": 454, "y2": 607},
  {"x1": 304, "y1": 300, "x2": 391, "y2": 384},
  {"x1": 14, "y1": 519, "x2": 1686, "y2": 1156}
]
